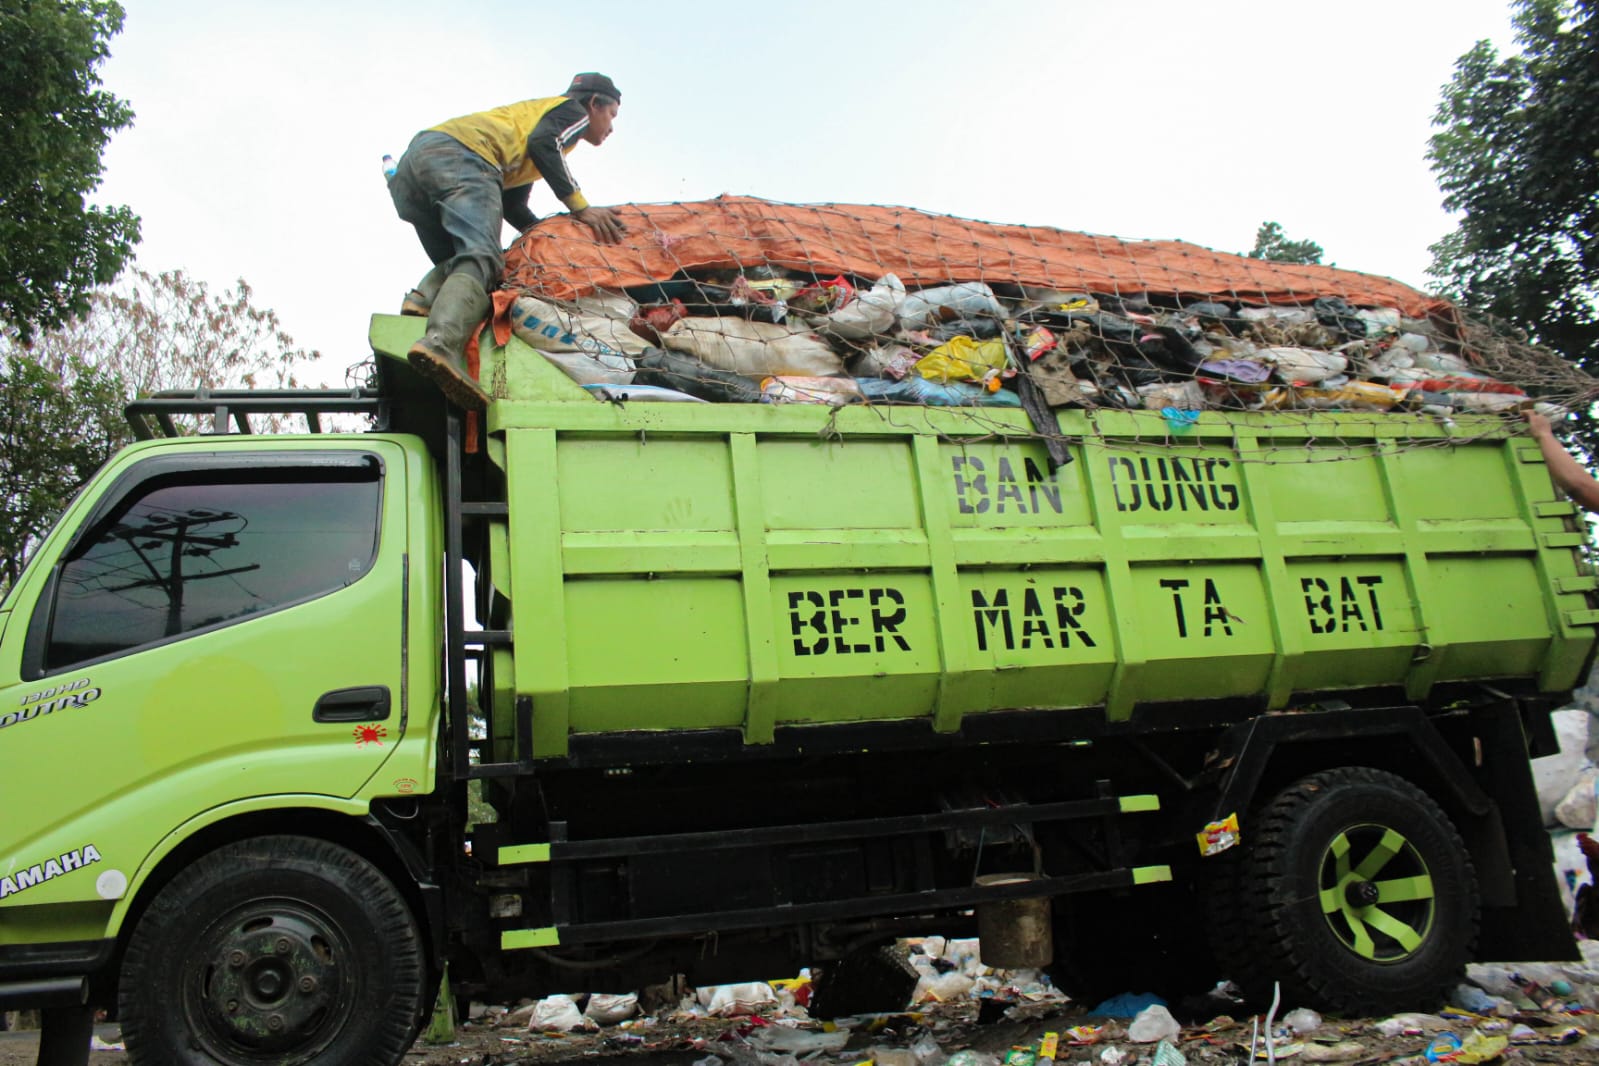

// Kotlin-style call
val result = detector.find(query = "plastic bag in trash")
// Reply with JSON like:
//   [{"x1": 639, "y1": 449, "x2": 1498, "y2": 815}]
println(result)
[
  {"x1": 1257, "y1": 347, "x2": 1347, "y2": 384},
  {"x1": 530, "y1": 993, "x2": 595, "y2": 1031},
  {"x1": 858, "y1": 376, "x2": 1020, "y2": 407},
  {"x1": 634, "y1": 349, "x2": 766, "y2": 404},
  {"x1": 700, "y1": 981, "x2": 779, "y2": 1017},
  {"x1": 899, "y1": 283, "x2": 1005, "y2": 331},
  {"x1": 584, "y1": 992, "x2": 639, "y2": 1024},
  {"x1": 851, "y1": 343, "x2": 923, "y2": 380},
  {"x1": 1313, "y1": 296, "x2": 1367, "y2": 339},
  {"x1": 1281, "y1": 1007, "x2": 1321, "y2": 1034},
  {"x1": 804, "y1": 274, "x2": 904, "y2": 341},
  {"x1": 1126, "y1": 1004, "x2": 1180, "y2": 1043},
  {"x1": 752, "y1": 1028, "x2": 851, "y2": 1053},
  {"x1": 916, "y1": 336, "x2": 1008, "y2": 385},
  {"x1": 1090, "y1": 991, "x2": 1166, "y2": 1018},
  {"x1": 761, "y1": 376, "x2": 863, "y2": 406},
  {"x1": 913, "y1": 971, "x2": 976, "y2": 1004}
]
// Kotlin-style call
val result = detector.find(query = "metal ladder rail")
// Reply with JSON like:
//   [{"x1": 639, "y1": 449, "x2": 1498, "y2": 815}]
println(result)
[{"x1": 441, "y1": 409, "x2": 516, "y2": 781}]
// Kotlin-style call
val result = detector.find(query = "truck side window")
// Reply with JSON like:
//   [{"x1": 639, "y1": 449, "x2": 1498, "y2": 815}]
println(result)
[{"x1": 38, "y1": 467, "x2": 382, "y2": 673}]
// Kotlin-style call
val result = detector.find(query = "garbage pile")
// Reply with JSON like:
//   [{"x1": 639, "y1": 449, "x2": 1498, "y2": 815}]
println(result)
[
  {"x1": 428, "y1": 935, "x2": 1599, "y2": 1065},
  {"x1": 433, "y1": 961, "x2": 1599, "y2": 1066},
  {"x1": 506, "y1": 272, "x2": 1569, "y2": 421}
]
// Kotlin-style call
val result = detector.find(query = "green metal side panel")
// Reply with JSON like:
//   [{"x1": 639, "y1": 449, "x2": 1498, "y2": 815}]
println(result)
[{"x1": 369, "y1": 323, "x2": 1598, "y2": 756}]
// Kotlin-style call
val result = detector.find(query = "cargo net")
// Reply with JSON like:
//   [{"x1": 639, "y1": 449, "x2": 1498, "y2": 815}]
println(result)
[{"x1": 496, "y1": 197, "x2": 1597, "y2": 457}]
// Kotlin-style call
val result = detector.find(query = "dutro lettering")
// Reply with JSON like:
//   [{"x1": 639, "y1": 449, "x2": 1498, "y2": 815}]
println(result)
[
  {"x1": 971, "y1": 587, "x2": 1097, "y2": 651},
  {"x1": 0, "y1": 845, "x2": 102, "y2": 900},
  {"x1": 1108, "y1": 456, "x2": 1240, "y2": 513},
  {"x1": 0, "y1": 683, "x2": 101, "y2": 731},
  {"x1": 788, "y1": 588, "x2": 912, "y2": 656},
  {"x1": 951, "y1": 456, "x2": 1063, "y2": 515},
  {"x1": 1301, "y1": 575, "x2": 1386, "y2": 633},
  {"x1": 1158, "y1": 578, "x2": 1236, "y2": 638}
]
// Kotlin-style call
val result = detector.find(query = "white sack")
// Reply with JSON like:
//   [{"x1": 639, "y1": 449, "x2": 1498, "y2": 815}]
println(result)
[
  {"x1": 529, "y1": 994, "x2": 594, "y2": 1031},
  {"x1": 662, "y1": 318, "x2": 843, "y2": 377},
  {"x1": 898, "y1": 283, "x2": 1004, "y2": 331},
  {"x1": 698, "y1": 981, "x2": 778, "y2": 1017},
  {"x1": 1533, "y1": 709, "x2": 1591, "y2": 826},
  {"x1": 803, "y1": 274, "x2": 904, "y2": 341},
  {"x1": 1258, "y1": 347, "x2": 1347, "y2": 384},
  {"x1": 510, "y1": 294, "x2": 645, "y2": 385},
  {"x1": 584, "y1": 992, "x2": 639, "y2": 1024}
]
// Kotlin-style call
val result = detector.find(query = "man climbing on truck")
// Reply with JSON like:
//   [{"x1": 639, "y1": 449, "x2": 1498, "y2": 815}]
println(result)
[
  {"x1": 1526, "y1": 409, "x2": 1599, "y2": 513},
  {"x1": 388, "y1": 72, "x2": 628, "y2": 412}
]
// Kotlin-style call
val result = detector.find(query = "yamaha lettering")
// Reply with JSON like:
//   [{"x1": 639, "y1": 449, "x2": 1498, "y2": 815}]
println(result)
[
  {"x1": 971, "y1": 587, "x2": 1097, "y2": 651},
  {"x1": 1108, "y1": 456, "x2": 1240, "y2": 513},
  {"x1": 952, "y1": 455, "x2": 1063, "y2": 515},
  {"x1": 0, "y1": 844, "x2": 101, "y2": 900},
  {"x1": 788, "y1": 588, "x2": 912, "y2": 656},
  {"x1": 1301, "y1": 575, "x2": 1386, "y2": 633}
]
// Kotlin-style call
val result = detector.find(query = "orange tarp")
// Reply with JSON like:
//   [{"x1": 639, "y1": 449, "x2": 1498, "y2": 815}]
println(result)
[{"x1": 502, "y1": 195, "x2": 1450, "y2": 319}]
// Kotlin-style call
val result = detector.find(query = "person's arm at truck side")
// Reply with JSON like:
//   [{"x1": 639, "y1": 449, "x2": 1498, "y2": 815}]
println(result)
[{"x1": 1526, "y1": 410, "x2": 1599, "y2": 513}]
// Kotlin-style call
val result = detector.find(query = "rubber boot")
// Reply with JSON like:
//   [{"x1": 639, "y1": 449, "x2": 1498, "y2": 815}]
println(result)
[
  {"x1": 408, "y1": 273, "x2": 491, "y2": 411},
  {"x1": 400, "y1": 263, "x2": 448, "y2": 316}
]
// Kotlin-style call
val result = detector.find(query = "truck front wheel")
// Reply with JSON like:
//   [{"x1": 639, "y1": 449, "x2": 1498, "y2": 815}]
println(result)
[
  {"x1": 1238, "y1": 767, "x2": 1478, "y2": 1015},
  {"x1": 119, "y1": 835, "x2": 424, "y2": 1066}
]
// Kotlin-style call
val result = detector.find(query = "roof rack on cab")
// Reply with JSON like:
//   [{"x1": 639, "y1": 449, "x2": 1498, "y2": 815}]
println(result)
[{"x1": 124, "y1": 387, "x2": 388, "y2": 440}]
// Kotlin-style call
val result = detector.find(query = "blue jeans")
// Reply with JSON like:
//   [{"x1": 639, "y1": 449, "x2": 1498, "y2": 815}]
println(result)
[{"x1": 389, "y1": 131, "x2": 503, "y2": 290}]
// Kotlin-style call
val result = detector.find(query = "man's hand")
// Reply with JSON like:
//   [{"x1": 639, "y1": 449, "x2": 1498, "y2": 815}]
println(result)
[
  {"x1": 1524, "y1": 408, "x2": 1557, "y2": 441},
  {"x1": 573, "y1": 206, "x2": 627, "y2": 245}
]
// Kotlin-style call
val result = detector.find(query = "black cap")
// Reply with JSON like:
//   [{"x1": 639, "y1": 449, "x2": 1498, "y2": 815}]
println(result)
[{"x1": 566, "y1": 72, "x2": 620, "y2": 102}]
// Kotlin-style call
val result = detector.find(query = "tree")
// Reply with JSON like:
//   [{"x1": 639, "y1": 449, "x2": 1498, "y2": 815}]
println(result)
[
  {"x1": 1245, "y1": 221, "x2": 1325, "y2": 266},
  {"x1": 1427, "y1": 1, "x2": 1599, "y2": 405},
  {"x1": 0, "y1": 354, "x2": 127, "y2": 595},
  {"x1": 16, "y1": 267, "x2": 322, "y2": 403},
  {"x1": 0, "y1": 268, "x2": 321, "y2": 593},
  {"x1": 0, "y1": 1, "x2": 141, "y2": 341}
]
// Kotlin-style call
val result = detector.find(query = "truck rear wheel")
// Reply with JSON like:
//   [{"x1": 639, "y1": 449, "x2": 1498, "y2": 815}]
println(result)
[
  {"x1": 119, "y1": 835, "x2": 424, "y2": 1066},
  {"x1": 1237, "y1": 767, "x2": 1478, "y2": 1015}
]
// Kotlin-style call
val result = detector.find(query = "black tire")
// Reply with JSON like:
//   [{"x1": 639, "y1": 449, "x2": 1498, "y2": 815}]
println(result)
[
  {"x1": 119, "y1": 835, "x2": 425, "y2": 1066},
  {"x1": 1048, "y1": 883, "x2": 1222, "y2": 1008},
  {"x1": 809, "y1": 943, "x2": 919, "y2": 1019},
  {"x1": 1236, "y1": 767, "x2": 1478, "y2": 1015}
]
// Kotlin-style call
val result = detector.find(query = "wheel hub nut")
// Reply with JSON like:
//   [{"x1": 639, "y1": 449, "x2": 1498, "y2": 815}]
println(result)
[
  {"x1": 299, "y1": 976, "x2": 318, "y2": 993},
  {"x1": 1346, "y1": 880, "x2": 1381, "y2": 907}
]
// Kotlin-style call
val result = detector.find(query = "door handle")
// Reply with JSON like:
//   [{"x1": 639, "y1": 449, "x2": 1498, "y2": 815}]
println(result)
[{"x1": 313, "y1": 686, "x2": 391, "y2": 723}]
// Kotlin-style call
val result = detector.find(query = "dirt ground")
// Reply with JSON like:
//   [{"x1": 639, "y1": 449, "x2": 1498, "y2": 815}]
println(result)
[{"x1": 6, "y1": 995, "x2": 1594, "y2": 1066}]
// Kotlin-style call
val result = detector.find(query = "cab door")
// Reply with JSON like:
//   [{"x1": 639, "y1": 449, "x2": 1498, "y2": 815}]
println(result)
[{"x1": 0, "y1": 442, "x2": 408, "y2": 912}]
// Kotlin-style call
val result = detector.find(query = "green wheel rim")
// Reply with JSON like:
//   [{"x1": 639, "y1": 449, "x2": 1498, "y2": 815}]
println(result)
[{"x1": 1317, "y1": 822, "x2": 1436, "y2": 962}]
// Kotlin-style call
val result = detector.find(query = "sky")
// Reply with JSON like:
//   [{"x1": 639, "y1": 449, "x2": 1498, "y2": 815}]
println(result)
[{"x1": 93, "y1": 0, "x2": 1520, "y2": 388}]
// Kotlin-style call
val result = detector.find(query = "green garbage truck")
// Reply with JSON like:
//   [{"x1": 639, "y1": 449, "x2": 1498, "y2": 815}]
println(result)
[{"x1": 0, "y1": 313, "x2": 1592, "y2": 1065}]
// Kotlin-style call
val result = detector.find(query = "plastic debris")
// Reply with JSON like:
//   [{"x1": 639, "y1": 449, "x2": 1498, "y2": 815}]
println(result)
[
  {"x1": 1374, "y1": 1013, "x2": 1454, "y2": 1038},
  {"x1": 1089, "y1": 992, "x2": 1166, "y2": 1018},
  {"x1": 701, "y1": 982, "x2": 780, "y2": 1017},
  {"x1": 753, "y1": 1028, "x2": 851, "y2": 1053},
  {"x1": 530, "y1": 993, "x2": 594, "y2": 1031},
  {"x1": 1126, "y1": 1004, "x2": 1180, "y2": 1044},
  {"x1": 1281, "y1": 1008, "x2": 1322, "y2": 1035},
  {"x1": 1300, "y1": 1043, "x2": 1367, "y2": 1063},
  {"x1": 1150, "y1": 1040, "x2": 1186, "y2": 1066},
  {"x1": 583, "y1": 992, "x2": 638, "y2": 1024}
]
